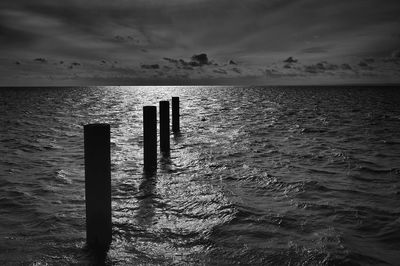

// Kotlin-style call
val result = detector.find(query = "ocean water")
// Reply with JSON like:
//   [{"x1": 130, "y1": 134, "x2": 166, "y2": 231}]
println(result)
[{"x1": 0, "y1": 86, "x2": 400, "y2": 265}]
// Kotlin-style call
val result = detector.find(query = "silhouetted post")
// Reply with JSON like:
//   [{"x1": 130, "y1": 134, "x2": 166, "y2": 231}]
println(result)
[
  {"x1": 143, "y1": 106, "x2": 157, "y2": 171},
  {"x1": 172, "y1": 97, "x2": 180, "y2": 133},
  {"x1": 159, "y1": 101, "x2": 170, "y2": 154},
  {"x1": 84, "y1": 124, "x2": 112, "y2": 252}
]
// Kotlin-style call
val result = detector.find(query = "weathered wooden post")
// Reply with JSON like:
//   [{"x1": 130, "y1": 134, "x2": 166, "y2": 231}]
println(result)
[
  {"x1": 172, "y1": 97, "x2": 180, "y2": 133},
  {"x1": 143, "y1": 106, "x2": 157, "y2": 171},
  {"x1": 84, "y1": 123, "x2": 112, "y2": 252},
  {"x1": 159, "y1": 100, "x2": 170, "y2": 154}
]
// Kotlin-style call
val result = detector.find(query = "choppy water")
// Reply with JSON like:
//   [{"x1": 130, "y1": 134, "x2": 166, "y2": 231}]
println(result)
[{"x1": 1, "y1": 86, "x2": 400, "y2": 265}]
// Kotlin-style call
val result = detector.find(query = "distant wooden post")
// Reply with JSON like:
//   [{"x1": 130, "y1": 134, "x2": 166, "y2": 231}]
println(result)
[
  {"x1": 84, "y1": 123, "x2": 112, "y2": 252},
  {"x1": 143, "y1": 106, "x2": 157, "y2": 171},
  {"x1": 159, "y1": 101, "x2": 170, "y2": 154},
  {"x1": 172, "y1": 97, "x2": 180, "y2": 133}
]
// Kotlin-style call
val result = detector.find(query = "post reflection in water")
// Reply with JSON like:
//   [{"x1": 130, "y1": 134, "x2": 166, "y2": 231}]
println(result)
[{"x1": 135, "y1": 171, "x2": 157, "y2": 228}]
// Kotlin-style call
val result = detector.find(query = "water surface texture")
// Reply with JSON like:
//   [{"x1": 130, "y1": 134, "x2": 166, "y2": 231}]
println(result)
[{"x1": 1, "y1": 86, "x2": 400, "y2": 265}]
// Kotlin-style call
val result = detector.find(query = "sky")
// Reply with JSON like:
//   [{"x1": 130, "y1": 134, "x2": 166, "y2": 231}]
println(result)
[{"x1": 0, "y1": 0, "x2": 399, "y2": 86}]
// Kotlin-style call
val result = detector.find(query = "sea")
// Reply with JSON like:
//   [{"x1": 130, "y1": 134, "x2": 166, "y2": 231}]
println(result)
[{"x1": 0, "y1": 86, "x2": 400, "y2": 265}]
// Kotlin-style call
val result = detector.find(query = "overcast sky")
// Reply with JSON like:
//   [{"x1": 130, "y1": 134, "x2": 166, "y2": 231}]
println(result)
[{"x1": 0, "y1": 0, "x2": 399, "y2": 85}]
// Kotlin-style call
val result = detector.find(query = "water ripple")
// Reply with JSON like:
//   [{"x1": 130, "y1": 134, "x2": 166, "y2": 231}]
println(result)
[{"x1": 1, "y1": 86, "x2": 400, "y2": 265}]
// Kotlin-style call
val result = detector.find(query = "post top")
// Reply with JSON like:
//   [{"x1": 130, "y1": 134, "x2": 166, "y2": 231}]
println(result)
[
  {"x1": 143, "y1": 105, "x2": 156, "y2": 110},
  {"x1": 159, "y1": 101, "x2": 169, "y2": 108},
  {"x1": 84, "y1": 123, "x2": 110, "y2": 129}
]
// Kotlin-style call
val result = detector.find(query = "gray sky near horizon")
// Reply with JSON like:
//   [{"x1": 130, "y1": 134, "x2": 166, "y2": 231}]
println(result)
[{"x1": 0, "y1": 0, "x2": 400, "y2": 85}]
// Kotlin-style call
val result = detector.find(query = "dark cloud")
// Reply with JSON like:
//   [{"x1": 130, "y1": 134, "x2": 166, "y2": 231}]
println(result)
[
  {"x1": 357, "y1": 61, "x2": 375, "y2": 70},
  {"x1": 67, "y1": 62, "x2": 81, "y2": 69},
  {"x1": 213, "y1": 69, "x2": 227, "y2": 74},
  {"x1": 163, "y1": 53, "x2": 213, "y2": 69},
  {"x1": 382, "y1": 49, "x2": 400, "y2": 63},
  {"x1": 191, "y1": 53, "x2": 209, "y2": 66},
  {"x1": 341, "y1": 63, "x2": 352, "y2": 70},
  {"x1": 163, "y1": 57, "x2": 179, "y2": 64},
  {"x1": 141, "y1": 64, "x2": 160, "y2": 69},
  {"x1": 304, "y1": 65, "x2": 320, "y2": 74},
  {"x1": 304, "y1": 61, "x2": 339, "y2": 73},
  {"x1": 283, "y1": 57, "x2": 298, "y2": 63},
  {"x1": 231, "y1": 67, "x2": 241, "y2": 74},
  {"x1": 181, "y1": 65, "x2": 194, "y2": 70},
  {"x1": 34, "y1": 58, "x2": 47, "y2": 63},
  {"x1": 114, "y1": 35, "x2": 125, "y2": 42},
  {"x1": 71, "y1": 62, "x2": 81, "y2": 66},
  {"x1": 264, "y1": 68, "x2": 300, "y2": 78}
]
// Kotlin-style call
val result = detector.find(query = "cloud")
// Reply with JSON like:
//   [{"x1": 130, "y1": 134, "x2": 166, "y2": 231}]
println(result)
[
  {"x1": 357, "y1": 60, "x2": 375, "y2": 70},
  {"x1": 191, "y1": 53, "x2": 209, "y2": 66},
  {"x1": 213, "y1": 69, "x2": 227, "y2": 74},
  {"x1": 301, "y1": 46, "x2": 329, "y2": 54},
  {"x1": 163, "y1": 53, "x2": 213, "y2": 68},
  {"x1": 1, "y1": 0, "x2": 400, "y2": 85},
  {"x1": 66, "y1": 62, "x2": 81, "y2": 69},
  {"x1": 358, "y1": 61, "x2": 368, "y2": 67},
  {"x1": 341, "y1": 63, "x2": 352, "y2": 70},
  {"x1": 34, "y1": 58, "x2": 47, "y2": 63},
  {"x1": 264, "y1": 68, "x2": 277, "y2": 76},
  {"x1": 283, "y1": 57, "x2": 298, "y2": 63},
  {"x1": 141, "y1": 64, "x2": 160, "y2": 69},
  {"x1": 304, "y1": 61, "x2": 339, "y2": 73},
  {"x1": 163, "y1": 57, "x2": 179, "y2": 64},
  {"x1": 231, "y1": 67, "x2": 241, "y2": 74},
  {"x1": 391, "y1": 49, "x2": 400, "y2": 59},
  {"x1": 0, "y1": 24, "x2": 37, "y2": 46}
]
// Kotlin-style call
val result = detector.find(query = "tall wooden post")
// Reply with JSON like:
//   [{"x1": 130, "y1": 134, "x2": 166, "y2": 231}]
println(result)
[
  {"x1": 143, "y1": 106, "x2": 157, "y2": 171},
  {"x1": 172, "y1": 97, "x2": 180, "y2": 133},
  {"x1": 159, "y1": 101, "x2": 170, "y2": 154},
  {"x1": 84, "y1": 123, "x2": 112, "y2": 252}
]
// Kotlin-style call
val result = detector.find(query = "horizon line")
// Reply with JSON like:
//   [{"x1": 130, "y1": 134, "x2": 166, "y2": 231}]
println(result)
[{"x1": 1, "y1": 83, "x2": 400, "y2": 88}]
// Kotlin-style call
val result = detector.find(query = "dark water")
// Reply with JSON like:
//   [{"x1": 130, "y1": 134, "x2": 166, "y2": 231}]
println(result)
[{"x1": 1, "y1": 86, "x2": 400, "y2": 265}]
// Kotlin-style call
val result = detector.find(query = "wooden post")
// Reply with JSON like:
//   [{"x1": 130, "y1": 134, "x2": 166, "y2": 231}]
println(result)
[
  {"x1": 84, "y1": 123, "x2": 112, "y2": 252},
  {"x1": 143, "y1": 106, "x2": 157, "y2": 171},
  {"x1": 172, "y1": 97, "x2": 180, "y2": 133},
  {"x1": 159, "y1": 101, "x2": 170, "y2": 154}
]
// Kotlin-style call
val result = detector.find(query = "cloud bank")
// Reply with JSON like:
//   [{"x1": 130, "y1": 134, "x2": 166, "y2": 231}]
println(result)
[{"x1": 0, "y1": 0, "x2": 399, "y2": 85}]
